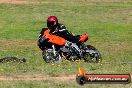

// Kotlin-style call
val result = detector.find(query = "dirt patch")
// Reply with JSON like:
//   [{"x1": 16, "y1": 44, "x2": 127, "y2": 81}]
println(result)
[
  {"x1": 0, "y1": 39, "x2": 36, "y2": 50},
  {"x1": 0, "y1": 57, "x2": 26, "y2": 63},
  {"x1": 0, "y1": 0, "x2": 27, "y2": 4},
  {"x1": 0, "y1": 0, "x2": 49, "y2": 4},
  {"x1": 0, "y1": 74, "x2": 76, "y2": 81},
  {"x1": 94, "y1": 41, "x2": 132, "y2": 55},
  {"x1": 0, "y1": 0, "x2": 131, "y2": 5}
]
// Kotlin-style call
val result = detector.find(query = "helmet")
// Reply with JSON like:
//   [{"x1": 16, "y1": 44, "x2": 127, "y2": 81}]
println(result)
[{"x1": 47, "y1": 16, "x2": 58, "y2": 31}]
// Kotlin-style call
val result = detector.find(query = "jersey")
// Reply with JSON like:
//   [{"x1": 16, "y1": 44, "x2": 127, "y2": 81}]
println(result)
[{"x1": 37, "y1": 23, "x2": 80, "y2": 50}]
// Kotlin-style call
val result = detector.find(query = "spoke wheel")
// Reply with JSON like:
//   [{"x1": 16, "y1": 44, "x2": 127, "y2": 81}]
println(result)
[
  {"x1": 84, "y1": 45, "x2": 102, "y2": 63},
  {"x1": 42, "y1": 49, "x2": 61, "y2": 63}
]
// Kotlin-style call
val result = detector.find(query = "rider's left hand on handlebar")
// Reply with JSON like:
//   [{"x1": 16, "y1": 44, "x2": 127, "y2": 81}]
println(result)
[{"x1": 65, "y1": 41, "x2": 72, "y2": 47}]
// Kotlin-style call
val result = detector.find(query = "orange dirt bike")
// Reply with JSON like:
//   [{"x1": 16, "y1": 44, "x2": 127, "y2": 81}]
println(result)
[{"x1": 42, "y1": 30, "x2": 101, "y2": 63}]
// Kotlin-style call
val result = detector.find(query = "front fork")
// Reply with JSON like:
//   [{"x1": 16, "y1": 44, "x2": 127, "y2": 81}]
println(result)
[{"x1": 52, "y1": 45, "x2": 56, "y2": 57}]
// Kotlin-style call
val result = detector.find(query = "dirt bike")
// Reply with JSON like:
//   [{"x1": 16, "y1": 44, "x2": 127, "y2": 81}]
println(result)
[{"x1": 42, "y1": 30, "x2": 101, "y2": 63}]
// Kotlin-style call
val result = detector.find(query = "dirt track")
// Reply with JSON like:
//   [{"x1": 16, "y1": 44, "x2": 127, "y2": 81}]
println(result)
[
  {"x1": 0, "y1": 74, "x2": 76, "y2": 81},
  {"x1": 0, "y1": 74, "x2": 131, "y2": 81},
  {"x1": 0, "y1": 0, "x2": 49, "y2": 4},
  {"x1": 0, "y1": 0, "x2": 27, "y2": 4}
]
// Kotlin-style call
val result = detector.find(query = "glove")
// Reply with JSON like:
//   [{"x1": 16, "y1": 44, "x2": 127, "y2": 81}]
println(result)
[
  {"x1": 40, "y1": 37, "x2": 45, "y2": 43},
  {"x1": 39, "y1": 36, "x2": 49, "y2": 43},
  {"x1": 65, "y1": 41, "x2": 72, "y2": 47}
]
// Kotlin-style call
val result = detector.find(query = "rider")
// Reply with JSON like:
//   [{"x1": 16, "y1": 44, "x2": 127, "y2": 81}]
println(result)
[{"x1": 37, "y1": 16, "x2": 82, "y2": 51}]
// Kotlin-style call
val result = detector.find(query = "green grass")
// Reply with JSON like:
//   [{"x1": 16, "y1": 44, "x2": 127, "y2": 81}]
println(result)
[
  {"x1": 0, "y1": 80, "x2": 132, "y2": 88},
  {"x1": 0, "y1": 0, "x2": 132, "y2": 87}
]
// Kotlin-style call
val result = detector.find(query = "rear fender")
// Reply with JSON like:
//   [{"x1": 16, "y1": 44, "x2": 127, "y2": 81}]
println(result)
[{"x1": 79, "y1": 34, "x2": 88, "y2": 42}]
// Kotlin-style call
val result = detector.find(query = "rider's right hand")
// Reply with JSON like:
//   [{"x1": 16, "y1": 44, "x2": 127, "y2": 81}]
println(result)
[
  {"x1": 40, "y1": 37, "x2": 45, "y2": 43},
  {"x1": 40, "y1": 36, "x2": 49, "y2": 43}
]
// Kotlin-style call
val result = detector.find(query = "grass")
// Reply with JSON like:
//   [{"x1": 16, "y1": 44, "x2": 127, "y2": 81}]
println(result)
[
  {"x1": 0, "y1": 0, "x2": 132, "y2": 87},
  {"x1": 0, "y1": 80, "x2": 132, "y2": 88}
]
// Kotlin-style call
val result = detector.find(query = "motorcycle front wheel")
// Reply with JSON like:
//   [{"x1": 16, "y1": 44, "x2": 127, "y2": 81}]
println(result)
[{"x1": 42, "y1": 49, "x2": 62, "y2": 63}]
